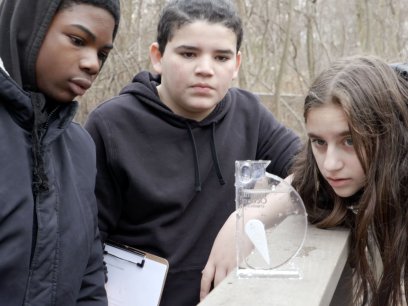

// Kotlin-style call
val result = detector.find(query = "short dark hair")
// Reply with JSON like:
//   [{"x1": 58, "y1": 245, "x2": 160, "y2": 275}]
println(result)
[
  {"x1": 157, "y1": 0, "x2": 243, "y2": 54},
  {"x1": 58, "y1": 0, "x2": 120, "y2": 39}
]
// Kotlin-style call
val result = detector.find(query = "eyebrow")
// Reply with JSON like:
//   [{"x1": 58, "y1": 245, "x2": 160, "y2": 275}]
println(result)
[
  {"x1": 71, "y1": 24, "x2": 114, "y2": 49},
  {"x1": 307, "y1": 130, "x2": 351, "y2": 138},
  {"x1": 175, "y1": 45, "x2": 235, "y2": 55}
]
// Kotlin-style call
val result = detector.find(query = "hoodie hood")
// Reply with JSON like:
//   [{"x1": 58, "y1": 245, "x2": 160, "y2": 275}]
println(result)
[
  {"x1": 120, "y1": 71, "x2": 231, "y2": 128},
  {"x1": 0, "y1": 0, "x2": 120, "y2": 90},
  {"x1": 0, "y1": 0, "x2": 60, "y2": 89}
]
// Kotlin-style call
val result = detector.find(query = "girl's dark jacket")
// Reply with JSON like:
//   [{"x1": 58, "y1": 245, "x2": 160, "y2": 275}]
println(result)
[
  {"x1": 0, "y1": 0, "x2": 119, "y2": 304},
  {"x1": 85, "y1": 71, "x2": 301, "y2": 306}
]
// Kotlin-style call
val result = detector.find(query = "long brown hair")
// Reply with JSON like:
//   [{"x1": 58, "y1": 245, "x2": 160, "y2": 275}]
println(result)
[{"x1": 291, "y1": 56, "x2": 408, "y2": 305}]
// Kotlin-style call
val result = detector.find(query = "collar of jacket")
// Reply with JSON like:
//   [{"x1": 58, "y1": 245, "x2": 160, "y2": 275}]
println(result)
[{"x1": 0, "y1": 69, "x2": 77, "y2": 132}]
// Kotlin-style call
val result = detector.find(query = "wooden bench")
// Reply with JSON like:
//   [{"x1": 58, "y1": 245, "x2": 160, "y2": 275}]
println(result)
[{"x1": 198, "y1": 224, "x2": 351, "y2": 306}]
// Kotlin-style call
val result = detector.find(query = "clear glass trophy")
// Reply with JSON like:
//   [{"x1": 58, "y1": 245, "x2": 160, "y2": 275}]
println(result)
[{"x1": 235, "y1": 160, "x2": 308, "y2": 278}]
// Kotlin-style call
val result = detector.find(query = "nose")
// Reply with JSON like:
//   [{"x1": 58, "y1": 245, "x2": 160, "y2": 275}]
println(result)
[
  {"x1": 79, "y1": 49, "x2": 101, "y2": 76},
  {"x1": 195, "y1": 55, "x2": 214, "y2": 76},
  {"x1": 323, "y1": 146, "x2": 344, "y2": 172}
]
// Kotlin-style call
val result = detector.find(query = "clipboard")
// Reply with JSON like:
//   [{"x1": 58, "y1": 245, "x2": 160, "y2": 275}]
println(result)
[{"x1": 103, "y1": 241, "x2": 169, "y2": 306}]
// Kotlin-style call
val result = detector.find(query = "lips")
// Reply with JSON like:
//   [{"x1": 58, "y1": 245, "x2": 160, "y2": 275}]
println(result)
[
  {"x1": 326, "y1": 177, "x2": 351, "y2": 188},
  {"x1": 69, "y1": 77, "x2": 92, "y2": 96},
  {"x1": 192, "y1": 83, "x2": 212, "y2": 88},
  {"x1": 190, "y1": 83, "x2": 213, "y2": 95}
]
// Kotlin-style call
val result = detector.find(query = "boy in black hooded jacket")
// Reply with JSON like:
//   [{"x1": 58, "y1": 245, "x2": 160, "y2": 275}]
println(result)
[
  {"x1": 0, "y1": 0, "x2": 119, "y2": 304},
  {"x1": 85, "y1": 0, "x2": 300, "y2": 305}
]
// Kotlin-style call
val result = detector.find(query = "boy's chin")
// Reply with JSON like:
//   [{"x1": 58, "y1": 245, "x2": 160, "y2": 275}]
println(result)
[{"x1": 48, "y1": 93, "x2": 77, "y2": 104}]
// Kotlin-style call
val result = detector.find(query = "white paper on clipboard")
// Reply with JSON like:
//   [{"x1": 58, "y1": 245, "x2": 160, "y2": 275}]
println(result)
[{"x1": 104, "y1": 241, "x2": 169, "y2": 306}]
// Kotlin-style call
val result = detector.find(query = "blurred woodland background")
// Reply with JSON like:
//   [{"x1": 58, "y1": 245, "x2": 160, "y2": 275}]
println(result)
[{"x1": 77, "y1": 0, "x2": 408, "y2": 137}]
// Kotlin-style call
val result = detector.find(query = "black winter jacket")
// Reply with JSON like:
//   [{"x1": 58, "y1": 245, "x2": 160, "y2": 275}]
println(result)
[
  {"x1": 0, "y1": 0, "x2": 109, "y2": 304},
  {"x1": 85, "y1": 71, "x2": 301, "y2": 306}
]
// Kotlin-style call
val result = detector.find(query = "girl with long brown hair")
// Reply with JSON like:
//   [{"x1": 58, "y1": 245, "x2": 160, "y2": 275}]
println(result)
[{"x1": 291, "y1": 55, "x2": 408, "y2": 305}]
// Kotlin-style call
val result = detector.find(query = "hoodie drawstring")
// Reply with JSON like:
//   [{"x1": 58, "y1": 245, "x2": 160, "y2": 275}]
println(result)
[
  {"x1": 185, "y1": 122, "x2": 225, "y2": 192},
  {"x1": 186, "y1": 122, "x2": 202, "y2": 192},
  {"x1": 210, "y1": 122, "x2": 225, "y2": 185}
]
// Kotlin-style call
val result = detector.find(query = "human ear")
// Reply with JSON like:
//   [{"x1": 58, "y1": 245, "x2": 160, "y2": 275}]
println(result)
[
  {"x1": 232, "y1": 51, "x2": 242, "y2": 80},
  {"x1": 149, "y1": 42, "x2": 163, "y2": 74}
]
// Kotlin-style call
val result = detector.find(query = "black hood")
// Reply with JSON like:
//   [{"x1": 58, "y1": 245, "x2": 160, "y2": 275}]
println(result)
[
  {"x1": 0, "y1": 0, "x2": 120, "y2": 90},
  {"x1": 120, "y1": 71, "x2": 232, "y2": 128}
]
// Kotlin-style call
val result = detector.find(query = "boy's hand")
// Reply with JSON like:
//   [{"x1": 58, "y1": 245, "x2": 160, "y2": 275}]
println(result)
[{"x1": 200, "y1": 212, "x2": 238, "y2": 301}]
